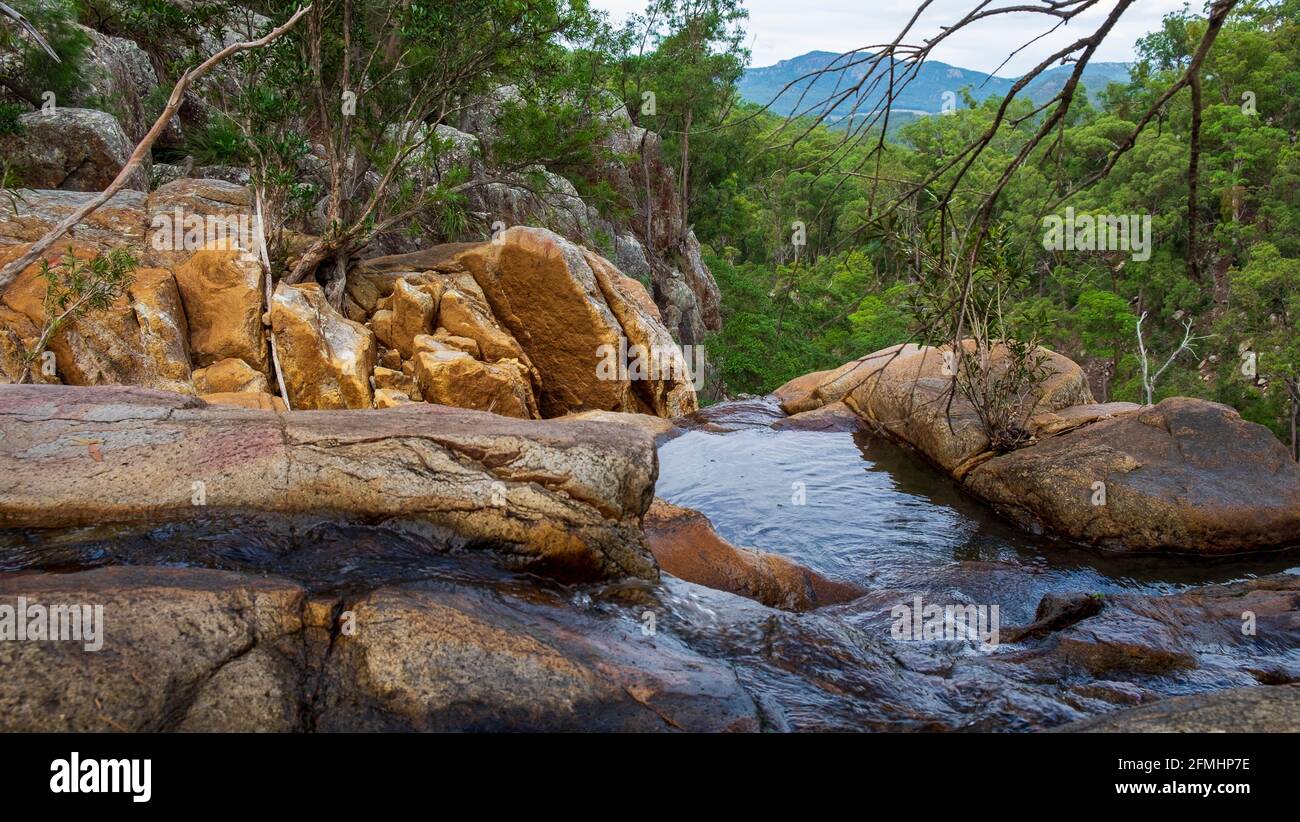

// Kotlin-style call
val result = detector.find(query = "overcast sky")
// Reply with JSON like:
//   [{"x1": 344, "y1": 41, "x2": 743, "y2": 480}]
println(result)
[{"x1": 589, "y1": 0, "x2": 1191, "y2": 76}]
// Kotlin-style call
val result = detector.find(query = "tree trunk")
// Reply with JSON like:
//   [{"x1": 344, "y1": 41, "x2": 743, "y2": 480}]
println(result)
[
  {"x1": 323, "y1": 253, "x2": 348, "y2": 312},
  {"x1": 679, "y1": 109, "x2": 691, "y2": 228}
]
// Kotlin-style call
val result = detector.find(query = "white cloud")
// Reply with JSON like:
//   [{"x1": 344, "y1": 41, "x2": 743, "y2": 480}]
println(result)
[{"x1": 589, "y1": 0, "x2": 1189, "y2": 75}]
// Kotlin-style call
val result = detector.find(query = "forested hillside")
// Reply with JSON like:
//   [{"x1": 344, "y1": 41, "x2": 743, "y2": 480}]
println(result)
[{"x1": 692, "y1": 1, "x2": 1300, "y2": 457}]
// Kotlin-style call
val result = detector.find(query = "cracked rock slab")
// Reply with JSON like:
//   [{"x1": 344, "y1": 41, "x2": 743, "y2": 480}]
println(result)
[{"x1": 0, "y1": 384, "x2": 658, "y2": 580}]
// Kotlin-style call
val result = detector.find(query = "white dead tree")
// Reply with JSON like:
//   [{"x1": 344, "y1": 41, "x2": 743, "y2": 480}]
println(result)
[{"x1": 1135, "y1": 311, "x2": 1212, "y2": 406}]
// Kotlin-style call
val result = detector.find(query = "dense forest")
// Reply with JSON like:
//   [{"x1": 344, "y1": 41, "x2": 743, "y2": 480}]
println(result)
[{"x1": 2, "y1": 0, "x2": 1297, "y2": 453}]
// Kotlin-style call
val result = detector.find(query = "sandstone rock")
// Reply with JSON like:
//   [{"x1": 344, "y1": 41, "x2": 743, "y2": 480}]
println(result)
[
  {"x1": 387, "y1": 277, "x2": 438, "y2": 358},
  {"x1": 0, "y1": 567, "x2": 757, "y2": 732},
  {"x1": 777, "y1": 343, "x2": 921, "y2": 414},
  {"x1": 0, "y1": 384, "x2": 657, "y2": 580},
  {"x1": 377, "y1": 347, "x2": 402, "y2": 369},
  {"x1": 315, "y1": 580, "x2": 759, "y2": 732},
  {"x1": 371, "y1": 365, "x2": 419, "y2": 398},
  {"x1": 172, "y1": 239, "x2": 267, "y2": 373},
  {"x1": 0, "y1": 245, "x2": 192, "y2": 393},
  {"x1": 201, "y1": 391, "x2": 286, "y2": 412},
  {"x1": 458, "y1": 227, "x2": 697, "y2": 416},
  {"x1": 584, "y1": 248, "x2": 698, "y2": 417},
  {"x1": 0, "y1": 567, "x2": 308, "y2": 732},
  {"x1": 193, "y1": 357, "x2": 268, "y2": 394},
  {"x1": 1059, "y1": 685, "x2": 1300, "y2": 732},
  {"x1": 843, "y1": 341, "x2": 1092, "y2": 476},
  {"x1": 435, "y1": 286, "x2": 530, "y2": 364},
  {"x1": 271, "y1": 282, "x2": 375, "y2": 410},
  {"x1": 0, "y1": 189, "x2": 147, "y2": 253},
  {"x1": 1027, "y1": 401, "x2": 1141, "y2": 438},
  {"x1": 144, "y1": 178, "x2": 254, "y2": 270},
  {"x1": 458, "y1": 227, "x2": 629, "y2": 416},
  {"x1": 557, "y1": 409, "x2": 682, "y2": 444},
  {"x1": 0, "y1": 108, "x2": 147, "y2": 192},
  {"x1": 431, "y1": 329, "x2": 481, "y2": 358},
  {"x1": 413, "y1": 349, "x2": 536, "y2": 419},
  {"x1": 965, "y1": 397, "x2": 1300, "y2": 553},
  {"x1": 373, "y1": 388, "x2": 413, "y2": 408},
  {"x1": 642, "y1": 499, "x2": 863, "y2": 611}
]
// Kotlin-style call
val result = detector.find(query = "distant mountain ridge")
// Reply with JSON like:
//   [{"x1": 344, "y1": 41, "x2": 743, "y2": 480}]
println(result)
[{"x1": 739, "y1": 50, "x2": 1131, "y2": 122}]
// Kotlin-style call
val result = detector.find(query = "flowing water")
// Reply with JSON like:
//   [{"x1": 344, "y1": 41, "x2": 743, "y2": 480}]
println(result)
[
  {"x1": 5, "y1": 399, "x2": 1298, "y2": 731},
  {"x1": 659, "y1": 402, "x2": 1300, "y2": 624}
]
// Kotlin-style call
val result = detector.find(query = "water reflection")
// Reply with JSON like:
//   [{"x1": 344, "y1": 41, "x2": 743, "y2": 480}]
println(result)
[{"x1": 656, "y1": 426, "x2": 1300, "y2": 623}]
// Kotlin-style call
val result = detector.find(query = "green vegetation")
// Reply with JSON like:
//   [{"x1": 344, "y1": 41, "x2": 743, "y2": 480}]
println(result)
[
  {"x1": 1, "y1": 0, "x2": 1295, "y2": 453},
  {"x1": 0, "y1": 0, "x2": 89, "y2": 107},
  {"x1": 662, "y1": 1, "x2": 1299, "y2": 456},
  {"x1": 20, "y1": 246, "x2": 137, "y2": 383}
]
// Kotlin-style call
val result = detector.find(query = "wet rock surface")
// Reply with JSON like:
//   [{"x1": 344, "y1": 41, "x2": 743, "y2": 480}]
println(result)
[
  {"x1": 0, "y1": 384, "x2": 657, "y2": 582},
  {"x1": 1058, "y1": 684, "x2": 1300, "y2": 732},
  {"x1": 0, "y1": 566, "x2": 758, "y2": 732},
  {"x1": 3, "y1": 389, "x2": 1298, "y2": 731}
]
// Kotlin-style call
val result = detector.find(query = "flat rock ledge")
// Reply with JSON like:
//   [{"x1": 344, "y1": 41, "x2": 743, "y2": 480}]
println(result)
[
  {"x1": 0, "y1": 384, "x2": 659, "y2": 581},
  {"x1": 0, "y1": 566, "x2": 759, "y2": 732},
  {"x1": 776, "y1": 343, "x2": 1300, "y2": 555},
  {"x1": 1057, "y1": 684, "x2": 1300, "y2": 733}
]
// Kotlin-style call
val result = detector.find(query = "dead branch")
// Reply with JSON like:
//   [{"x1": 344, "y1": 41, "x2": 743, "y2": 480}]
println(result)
[{"x1": 0, "y1": 5, "x2": 312, "y2": 293}]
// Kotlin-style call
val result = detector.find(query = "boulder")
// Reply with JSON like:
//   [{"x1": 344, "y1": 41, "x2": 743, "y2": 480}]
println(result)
[
  {"x1": 777, "y1": 343, "x2": 921, "y2": 414},
  {"x1": 431, "y1": 329, "x2": 480, "y2": 358},
  {"x1": 0, "y1": 245, "x2": 193, "y2": 393},
  {"x1": 457, "y1": 227, "x2": 697, "y2": 416},
  {"x1": 843, "y1": 341, "x2": 1092, "y2": 476},
  {"x1": 642, "y1": 499, "x2": 863, "y2": 611},
  {"x1": 373, "y1": 388, "x2": 413, "y2": 408},
  {"x1": 584, "y1": 249, "x2": 698, "y2": 417},
  {"x1": 271, "y1": 282, "x2": 375, "y2": 410},
  {"x1": 193, "y1": 357, "x2": 269, "y2": 395},
  {"x1": 0, "y1": 108, "x2": 147, "y2": 192},
  {"x1": 435, "y1": 285, "x2": 530, "y2": 364},
  {"x1": 74, "y1": 25, "x2": 179, "y2": 145},
  {"x1": 172, "y1": 239, "x2": 267, "y2": 373},
  {"x1": 1027, "y1": 401, "x2": 1141, "y2": 438},
  {"x1": 964, "y1": 397, "x2": 1300, "y2": 553},
  {"x1": 144, "y1": 178, "x2": 254, "y2": 270},
  {"x1": 0, "y1": 189, "x2": 148, "y2": 253},
  {"x1": 413, "y1": 349, "x2": 536, "y2": 419},
  {"x1": 557, "y1": 409, "x2": 681, "y2": 444},
  {"x1": 386, "y1": 277, "x2": 439, "y2": 358},
  {"x1": 0, "y1": 567, "x2": 309, "y2": 732},
  {"x1": 0, "y1": 384, "x2": 658, "y2": 581},
  {"x1": 371, "y1": 365, "x2": 419, "y2": 399}
]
